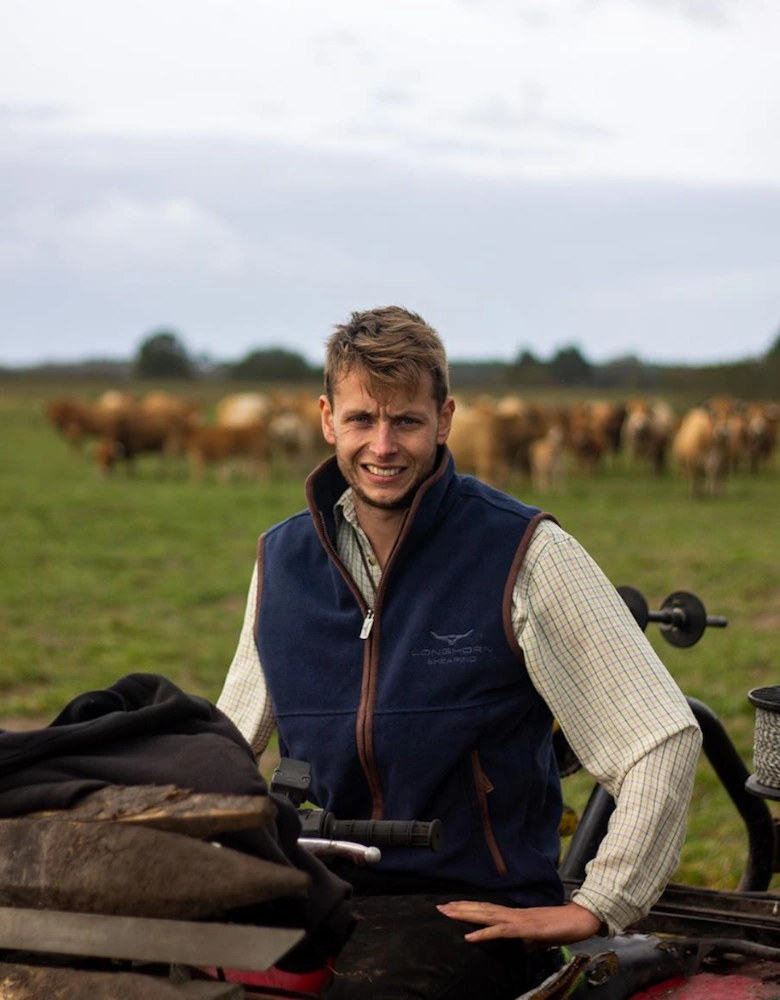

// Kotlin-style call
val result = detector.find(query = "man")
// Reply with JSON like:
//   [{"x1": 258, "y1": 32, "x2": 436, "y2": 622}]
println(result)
[{"x1": 218, "y1": 306, "x2": 701, "y2": 999}]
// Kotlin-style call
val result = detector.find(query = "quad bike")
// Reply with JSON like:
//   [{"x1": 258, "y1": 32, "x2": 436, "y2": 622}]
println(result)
[{"x1": 0, "y1": 588, "x2": 778, "y2": 999}]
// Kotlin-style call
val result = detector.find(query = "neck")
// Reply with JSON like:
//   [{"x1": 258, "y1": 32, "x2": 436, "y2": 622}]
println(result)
[{"x1": 354, "y1": 503, "x2": 408, "y2": 569}]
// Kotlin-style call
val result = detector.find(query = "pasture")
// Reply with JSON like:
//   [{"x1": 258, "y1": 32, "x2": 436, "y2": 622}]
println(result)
[{"x1": 1, "y1": 383, "x2": 778, "y2": 894}]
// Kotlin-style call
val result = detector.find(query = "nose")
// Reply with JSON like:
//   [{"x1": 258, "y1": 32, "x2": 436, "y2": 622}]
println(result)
[{"x1": 371, "y1": 419, "x2": 399, "y2": 458}]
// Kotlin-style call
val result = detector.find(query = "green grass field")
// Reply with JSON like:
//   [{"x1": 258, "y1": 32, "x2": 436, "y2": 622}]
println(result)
[{"x1": 1, "y1": 385, "x2": 778, "y2": 893}]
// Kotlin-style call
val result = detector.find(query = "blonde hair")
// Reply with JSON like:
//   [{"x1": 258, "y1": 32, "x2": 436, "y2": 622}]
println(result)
[{"x1": 324, "y1": 306, "x2": 450, "y2": 408}]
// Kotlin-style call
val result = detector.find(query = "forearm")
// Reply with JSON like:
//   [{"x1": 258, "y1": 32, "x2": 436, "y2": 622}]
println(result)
[{"x1": 569, "y1": 726, "x2": 701, "y2": 934}]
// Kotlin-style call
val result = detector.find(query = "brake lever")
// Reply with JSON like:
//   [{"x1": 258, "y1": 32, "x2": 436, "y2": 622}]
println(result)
[{"x1": 300, "y1": 838, "x2": 382, "y2": 863}]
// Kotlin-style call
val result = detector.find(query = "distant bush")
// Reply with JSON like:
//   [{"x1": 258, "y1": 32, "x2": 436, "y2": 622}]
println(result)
[
  {"x1": 227, "y1": 347, "x2": 316, "y2": 381},
  {"x1": 135, "y1": 330, "x2": 194, "y2": 379}
]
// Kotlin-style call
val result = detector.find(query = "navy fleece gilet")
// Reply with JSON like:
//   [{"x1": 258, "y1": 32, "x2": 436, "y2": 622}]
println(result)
[{"x1": 256, "y1": 449, "x2": 563, "y2": 906}]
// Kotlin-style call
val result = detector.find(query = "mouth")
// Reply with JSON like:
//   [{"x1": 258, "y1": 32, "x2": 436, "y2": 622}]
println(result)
[{"x1": 364, "y1": 464, "x2": 405, "y2": 479}]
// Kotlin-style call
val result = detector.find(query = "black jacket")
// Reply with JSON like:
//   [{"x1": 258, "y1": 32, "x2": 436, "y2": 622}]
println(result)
[{"x1": 0, "y1": 672, "x2": 354, "y2": 969}]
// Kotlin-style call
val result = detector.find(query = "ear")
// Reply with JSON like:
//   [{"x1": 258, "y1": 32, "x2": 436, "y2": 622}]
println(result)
[
  {"x1": 319, "y1": 395, "x2": 336, "y2": 446},
  {"x1": 437, "y1": 396, "x2": 455, "y2": 445}
]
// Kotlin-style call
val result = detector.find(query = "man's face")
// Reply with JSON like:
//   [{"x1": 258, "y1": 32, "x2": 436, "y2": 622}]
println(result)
[{"x1": 320, "y1": 369, "x2": 454, "y2": 512}]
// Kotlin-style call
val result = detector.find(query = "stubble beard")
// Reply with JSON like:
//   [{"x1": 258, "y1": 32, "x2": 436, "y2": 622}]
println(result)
[{"x1": 339, "y1": 453, "x2": 437, "y2": 512}]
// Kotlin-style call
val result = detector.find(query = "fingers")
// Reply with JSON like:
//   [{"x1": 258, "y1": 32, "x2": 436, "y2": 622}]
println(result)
[
  {"x1": 436, "y1": 901, "x2": 516, "y2": 927},
  {"x1": 436, "y1": 900, "x2": 603, "y2": 945},
  {"x1": 463, "y1": 923, "x2": 523, "y2": 943},
  {"x1": 436, "y1": 902, "x2": 534, "y2": 945}
]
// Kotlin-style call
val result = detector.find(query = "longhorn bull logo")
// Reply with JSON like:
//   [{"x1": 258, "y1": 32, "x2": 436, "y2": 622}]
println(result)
[{"x1": 430, "y1": 629, "x2": 474, "y2": 647}]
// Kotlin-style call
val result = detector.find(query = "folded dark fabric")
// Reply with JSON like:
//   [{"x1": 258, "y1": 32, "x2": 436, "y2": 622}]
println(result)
[{"x1": 0, "y1": 673, "x2": 355, "y2": 970}]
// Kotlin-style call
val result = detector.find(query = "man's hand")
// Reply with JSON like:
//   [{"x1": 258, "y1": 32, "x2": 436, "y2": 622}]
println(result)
[{"x1": 435, "y1": 900, "x2": 603, "y2": 944}]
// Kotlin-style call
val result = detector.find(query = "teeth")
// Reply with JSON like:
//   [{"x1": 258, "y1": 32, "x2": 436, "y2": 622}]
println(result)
[{"x1": 366, "y1": 465, "x2": 401, "y2": 477}]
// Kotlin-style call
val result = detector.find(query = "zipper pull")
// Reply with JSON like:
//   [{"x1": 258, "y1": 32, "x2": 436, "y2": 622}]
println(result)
[{"x1": 360, "y1": 609, "x2": 375, "y2": 639}]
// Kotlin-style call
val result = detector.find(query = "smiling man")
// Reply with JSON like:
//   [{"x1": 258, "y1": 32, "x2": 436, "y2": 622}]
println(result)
[{"x1": 218, "y1": 306, "x2": 701, "y2": 1000}]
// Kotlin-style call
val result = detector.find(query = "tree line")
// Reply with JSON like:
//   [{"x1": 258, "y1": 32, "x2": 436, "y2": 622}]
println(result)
[{"x1": 3, "y1": 327, "x2": 779, "y2": 399}]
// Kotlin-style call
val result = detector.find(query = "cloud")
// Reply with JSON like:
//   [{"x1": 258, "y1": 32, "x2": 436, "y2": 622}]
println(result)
[
  {"x1": 460, "y1": 95, "x2": 614, "y2": 140},
  {"x1": 1, "y1": 121, "x2": 778, "y2": 367},
  {"x1": 629, "y1": 0, "x2": 744, "y2": 26},
  {"x1": 0, "y1": 103, "x2": 72, "y2": 129},
  {"x1": 455, "y1": 0, "x2": 555, "y2": 27},
  {"x1": 373, "y1": 88, "x2": 416, "y2": 107},
  {"x1": 0, "y1": 196, "x2": 253, "y2": 279}
]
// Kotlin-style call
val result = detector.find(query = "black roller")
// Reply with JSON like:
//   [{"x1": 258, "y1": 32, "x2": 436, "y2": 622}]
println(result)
[
  {"x1": 653, "y1": 591, "x2": 708, "y2": 648},
  {"x1": 617, "y1": 585, "x2": 649, "y2": 631},
  {"x1": 617, "y1": 587, "x2": 727, "y2": 647}
]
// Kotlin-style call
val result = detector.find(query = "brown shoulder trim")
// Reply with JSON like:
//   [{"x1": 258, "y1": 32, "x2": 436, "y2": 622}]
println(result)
[
  {"x1": 502, "y1": 511, "x2": 559, "y2": 659},
  {"x1": 253, "y1": 534, "x2": 266, "y2": 638}
]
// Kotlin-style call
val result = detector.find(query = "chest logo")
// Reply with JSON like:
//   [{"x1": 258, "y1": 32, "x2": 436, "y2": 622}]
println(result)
[{"x1": 430, "y1": 629, "x2": 474, "y2": 647}]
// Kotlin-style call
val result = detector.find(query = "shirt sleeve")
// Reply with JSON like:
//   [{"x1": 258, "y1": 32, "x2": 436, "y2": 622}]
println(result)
[
  {"x1": 217, "y1": 562, "x2": 277, "y2": 756},
  {"x1": 513, "y1": 519, "x2": 702, "y2": 935}
]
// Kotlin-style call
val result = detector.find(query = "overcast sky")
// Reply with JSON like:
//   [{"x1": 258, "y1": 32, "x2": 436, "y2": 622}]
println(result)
[{"x1": 1, "y1": 0, "x2": 778, "y2": 367}]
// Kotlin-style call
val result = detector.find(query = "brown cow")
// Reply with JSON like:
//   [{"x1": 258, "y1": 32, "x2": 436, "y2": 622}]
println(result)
[
  {"x1": 186, "y1": 423, "x2": 271, "y2": 483},
  {"x1": 745, "y1": 401, "x2": 779, "y2": 474},
  {"x1": 565, "y1": 400, "x2": 622, "y2": 475},
  {"x1": 726, "y1": 405, "x2": 749, "y2": 474},
  {"x1": 621, "y1": 398, "x2": 676, "y2": 475},
  {"x1": 46, "y1": 398, "x2": 116, "y2": 451},
  {"x1": 95, "y1": 410, "x2": 190, "y2": 476},
  {"x1": 494, "y1": 395, "x2": 551, "y2": 478}
]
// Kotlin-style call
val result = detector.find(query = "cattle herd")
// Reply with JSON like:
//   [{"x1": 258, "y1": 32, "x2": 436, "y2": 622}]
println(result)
[
  {"x1": 45, "y1": 389, "x2": 778, "y2": 496},
  {"x1": 45, "y1": 390, "x2": 329, "y2": 483}
]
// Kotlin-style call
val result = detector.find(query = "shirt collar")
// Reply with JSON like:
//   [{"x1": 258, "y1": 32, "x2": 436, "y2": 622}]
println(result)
[{"x1": 334, "y1": 487, "x2": 358, "y2": 529}]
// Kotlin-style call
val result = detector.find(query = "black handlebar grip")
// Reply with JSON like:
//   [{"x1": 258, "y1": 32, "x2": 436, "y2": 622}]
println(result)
[{"x1": 326, "y1": 818, "x2": 443, "y2": 851}]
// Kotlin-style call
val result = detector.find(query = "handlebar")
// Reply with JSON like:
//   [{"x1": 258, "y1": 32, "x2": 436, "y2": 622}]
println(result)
[
  {"x1": 271, "y1": 759, "x2": 444, "y2": 860},
  {"x1": 298, "y1": 810, "x2": 443, "y2": 852}
]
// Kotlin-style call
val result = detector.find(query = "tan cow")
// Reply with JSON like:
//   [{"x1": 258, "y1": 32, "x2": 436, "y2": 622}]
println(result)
[
  {"x1": 621, "y1": 398, "x2": 676, "y2": 475},
  {"x1": 140, "y1": 391, "x2": 201, "y2": 427},
  {"x1": 96, "y1": 389, "x2": 138, "y2": 415},
  {"x1": 268, "y1": 411, "x2": 318, "y2": 477},
  {"x1": 271, "y1": 390, "x2": 332, "y2": 464},
  {"x1": 447, "y1": 397, "x2": 508, "y2": 487},
  {"x1": 529, "y1": 421, "x2": 568, "y2": 494},
  {"x1": 672, "y1": 404, "x2": 731, "y2": 496},
  {"x1": 448, "y1": 395, "x2": 554, "y2": 486},
  {"x1": 216, "y1": 392, "x2": 273, "y2": 428}
]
